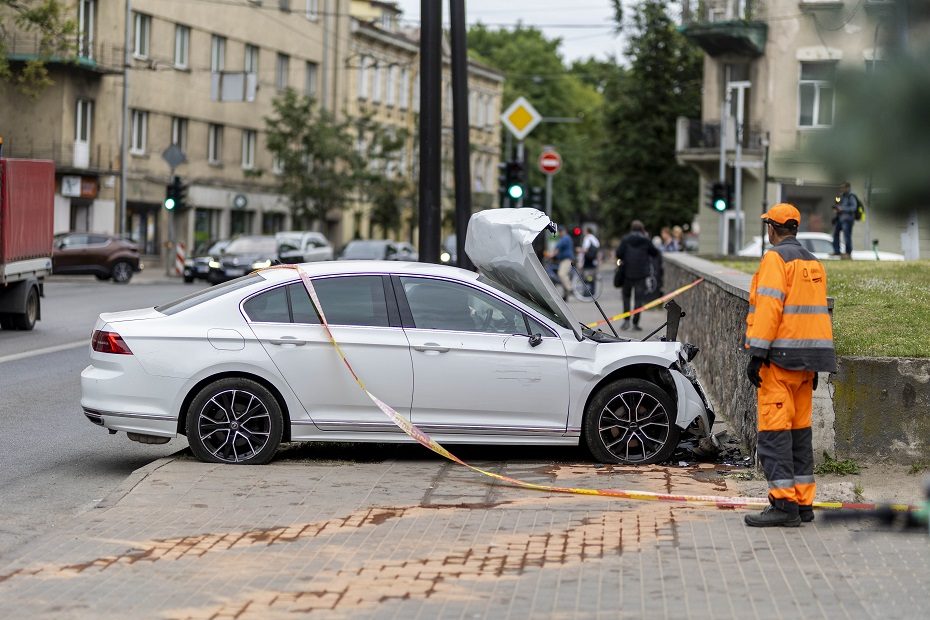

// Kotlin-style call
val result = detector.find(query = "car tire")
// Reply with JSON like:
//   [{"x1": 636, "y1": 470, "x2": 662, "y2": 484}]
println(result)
[
  {"x1": 111, "y1": 260, "x2": 134, "y2": 284},
  {"x1": 7, "y1": 287, "x2": 39, "y2": 331},
  {"x1": 583, "y1": 378, "x2": 680, "y2": 465},
  {"x1": 186, "y1": 378, "x2": 283, "y2": 465},
  {"x1": 183, "y1": 275, "x2": 195, "y2": 283}
]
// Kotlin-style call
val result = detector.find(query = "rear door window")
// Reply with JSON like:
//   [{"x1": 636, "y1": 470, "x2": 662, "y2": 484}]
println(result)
[
  {"x1": 290, "y1": 276, "x2": 390, "y2": 327},
  {"x1": 243, "y1": 285, "x2": 291, "y2": 323}
]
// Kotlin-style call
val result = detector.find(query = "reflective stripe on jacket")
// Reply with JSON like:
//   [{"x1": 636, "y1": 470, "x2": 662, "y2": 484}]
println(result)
[{"x1": 745, "y1": 237, "x2": 837, "y2": 372}]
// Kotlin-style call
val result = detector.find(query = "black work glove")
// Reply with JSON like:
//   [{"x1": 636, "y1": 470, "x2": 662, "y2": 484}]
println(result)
[
  {"x1": 747, "y1": 356, "x2": 765, "y2": 389},
  {"x1": 813, "y1": 373, "x2": 819, "y2": 391}
]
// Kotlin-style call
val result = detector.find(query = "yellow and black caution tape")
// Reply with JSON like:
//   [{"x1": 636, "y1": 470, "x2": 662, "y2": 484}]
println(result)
[{"x1": 585, "y1": 277, "x2": 705, "y2": 328}]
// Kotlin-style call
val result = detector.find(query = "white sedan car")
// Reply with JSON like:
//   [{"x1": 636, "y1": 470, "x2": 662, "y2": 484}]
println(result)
[
  {"x1": 81, "y1": 209, "x2": 715, "y2": 465},
  {"x1": 738, "y1": 232, "x2": 905, "y2": 261}
]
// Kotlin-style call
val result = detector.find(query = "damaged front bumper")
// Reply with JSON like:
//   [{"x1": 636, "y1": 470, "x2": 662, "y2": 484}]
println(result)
[{"x1": 672, "y1": 357, "x2": 716, "y2": 438}]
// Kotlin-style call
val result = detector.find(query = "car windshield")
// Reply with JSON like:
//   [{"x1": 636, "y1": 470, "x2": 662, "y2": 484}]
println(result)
[
  {"x1": 207, "y1": 240, "x2": 229, "y2": 255},
  {"x1": 342, "y1": 241, "x2": 388, "y2": 259},
  {"x1": 224, "y1": 237, "x2": 278, "y2": 254}
]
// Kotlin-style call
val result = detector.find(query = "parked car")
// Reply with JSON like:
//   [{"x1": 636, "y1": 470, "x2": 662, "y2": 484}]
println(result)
[
  {"x1": 275, "y1": 231, "x2": 334, "y2": 264},
  {"x1": 183, "y1": 239, "x2": 230, "y2": 283},
  {"x1": 81, "y1": 208, "x2": 715, "y2": 466},
  {"x1": 207, "y1": 235, "x2": 281, "y2": 284},
  {"x1": 738, "y1": 232, "x2": 905, "y2": 261},
  {"x1": 339, "y1": 239, "x2": 417, "y2": 261},
  {"x1": 52, "y1": 232, "x2": 143, "y2": 284}
]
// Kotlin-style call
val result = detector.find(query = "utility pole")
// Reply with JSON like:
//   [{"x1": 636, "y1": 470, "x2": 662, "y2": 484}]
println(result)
[
  {"x1": 418, "y1": 0, "x2": 442, "y2": 264},
  {"x1": 449, "y1": 0, "x2": 473, "y2": 270},
  {"x1": 119, "y1": 0, "x2": 132, "y2": 235},
  {"x1": 718, "y1": 66, "x2": 730, "y2": 255},
  {"x1": 760, "y1": 132, "x2": 769, "y2": 258}
]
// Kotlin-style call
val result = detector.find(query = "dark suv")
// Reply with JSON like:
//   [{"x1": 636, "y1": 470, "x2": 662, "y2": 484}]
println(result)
[{"x1": 52, "y1": 233, "x2": 143, "y2": 284}]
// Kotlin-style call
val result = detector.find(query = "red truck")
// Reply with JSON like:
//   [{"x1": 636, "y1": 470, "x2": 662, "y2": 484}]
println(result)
[{"x1": 0, "y1": 157, "x2": 55, "y2": 331}]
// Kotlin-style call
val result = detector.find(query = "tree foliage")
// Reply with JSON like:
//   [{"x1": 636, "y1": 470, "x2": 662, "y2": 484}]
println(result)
[
  {"x1": 599, "y1": 0, "x2": 702, "y2": 237},
  {"x1": 0, "y1": 0, "x2": 76, "y2": 96},
  {"x1": 468, "y1": 24, "x2": 605, "y2": 226},
  {"x1": 350, "y1": 112, "x2": 411, "y2": 237}
]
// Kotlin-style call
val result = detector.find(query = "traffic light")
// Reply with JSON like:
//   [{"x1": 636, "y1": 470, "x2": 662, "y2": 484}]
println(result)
[
  {"x1": 164, "y1": 176, "x2": 188, "y2": 211},
  {"x1": 505, "y1": 160, "x2": 525, "y2": 203},
  {"x1": 528, "y1": 186, "x2": 545, "y2": 211},
  {"x1": 497, "y1": 162, "x2": 509, "y2": 208},
  {"x1": 711, "y1": 181, "x2": 732, "y2": 212}
]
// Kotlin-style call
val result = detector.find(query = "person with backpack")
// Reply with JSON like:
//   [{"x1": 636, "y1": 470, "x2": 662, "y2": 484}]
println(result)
[
  {"x1": 615, "y1": 220, "x2": 659, "y2": 332},
  {"x1": 832, "y1": 182, "x2": 858, "y2": 257}
]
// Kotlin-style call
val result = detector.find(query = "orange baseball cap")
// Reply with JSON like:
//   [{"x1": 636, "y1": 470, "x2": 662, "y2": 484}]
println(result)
[{"x1": 761, "y1": 203, "x2": 801, "y2": 226}]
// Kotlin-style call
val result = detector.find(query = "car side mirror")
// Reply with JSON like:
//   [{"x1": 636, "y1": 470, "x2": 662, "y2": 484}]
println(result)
[{"x1": 528, "y1": 333, "x2": 543, "y2": 347}]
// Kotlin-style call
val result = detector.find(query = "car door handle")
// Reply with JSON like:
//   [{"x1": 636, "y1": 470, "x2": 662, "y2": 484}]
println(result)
[
  {"x1": 413, "y1": 343, "x2": 449, "y2": 353},
  {"x1": 269, "y1": 337, "x2": 307, "y2": 346}
]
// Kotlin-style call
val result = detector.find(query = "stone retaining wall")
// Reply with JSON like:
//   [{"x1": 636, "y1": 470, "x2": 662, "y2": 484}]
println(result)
[{"x1": 663, "y1": 253, "x2": 927, "y2": 464}]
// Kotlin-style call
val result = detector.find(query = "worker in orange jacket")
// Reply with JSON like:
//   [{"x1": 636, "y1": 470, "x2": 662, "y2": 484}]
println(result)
[{"x1": 744, "y1": 203, "x2": 837, "y2": 527}]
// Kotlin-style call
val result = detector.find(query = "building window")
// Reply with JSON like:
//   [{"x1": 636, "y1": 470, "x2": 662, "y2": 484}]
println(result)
[
  {"x1": 211, "y1": 35, "x2": 226, "y2": 73},
  {"x1": 241, "y1": 130, "x2": 257, "y2": 170},
  {"x1": 132, "y1": 12, "x2": 151, "y2": 58},
  {"x1": 208, "y1": 124, "x2": 223, "y2": 164},
  {"x1": 174, "y1": 25, "x2": 190, "y2": 69},
  {"x1": 372, "y1": 64, "x2": 382, "y2": 103},
  {"x1": 75, "y1": 99, "x2": 93, "y2": 143},
  {"x1": 78, "y1": 0, "x2": 95, "y2": 58},
  {"x1": 130, "y1": 109, "x2": 147, "y2": 154},
  {"x1": 399, "y1": 67, "x2": 409, "y2": 110},
  {"x1": 305, "y1": 61, "x2": 318, "y2": 97},
  {"x1": 306, "y1": 0, "x2": 319, "y2": 19},
  {"x1": 245, "y1": 44, "x2": 259, "y2": 74},
  {"x1": 171, "y1": 117, "x2": 188, "y2": 152},
  {"x1": 386, "y1": 65, "x2": 397, "y2": 107},
  {"x1": 799, "y1": 62, "x2": 835, "y2": 128},
  {"x1": 358, "y1": 56, "x2": 370, "y2": 100},
  {"x1": 276, "y1": 53, "x2": 290, "y2": 91}
]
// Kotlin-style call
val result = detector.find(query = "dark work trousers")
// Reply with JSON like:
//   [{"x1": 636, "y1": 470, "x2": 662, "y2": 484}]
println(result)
[
  {"x1": 622, "y1": 278, "x2": 647, "y2": 325},
  {"x1": 833, "y1": 218, "x2": 853, "y2": 254}
]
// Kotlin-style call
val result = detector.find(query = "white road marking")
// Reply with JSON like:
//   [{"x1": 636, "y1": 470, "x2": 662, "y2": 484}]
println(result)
[{"x1": 0, "y1": 340, "x2": 87, "y2": 364}]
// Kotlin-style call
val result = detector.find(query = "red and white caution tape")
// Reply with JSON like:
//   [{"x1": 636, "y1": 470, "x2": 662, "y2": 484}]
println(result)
[{"x1": 585, "y1": 277, "x2": 704, "y2": 328}]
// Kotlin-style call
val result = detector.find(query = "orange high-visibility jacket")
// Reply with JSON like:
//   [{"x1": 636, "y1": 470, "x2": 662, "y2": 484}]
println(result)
[{"x1": 745, "y1": 237, "x2": 837, "y2": 372}]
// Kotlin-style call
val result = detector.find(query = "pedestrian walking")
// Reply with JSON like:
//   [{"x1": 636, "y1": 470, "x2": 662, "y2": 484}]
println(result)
[
  {"x1": 671, "y1": 225, "x2": 685, "y2": 251},
  {"x1": 744, "y1": 203, "x2": 837, "y2": 527},
  {"x1": 615, "y1": 220, "x2": 658, "y2": 332},
  {"x1": 579, "y1": 226, "x2": 600, "y2": 269},
  {"x1": 832, "y1": 182, "x2": 857, "y2": 257},
  {"x1": 552, "y1": 226, "x2": 575, "y2": 301}
]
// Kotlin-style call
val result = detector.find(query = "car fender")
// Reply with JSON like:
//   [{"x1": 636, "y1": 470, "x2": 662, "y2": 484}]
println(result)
[{"x1": 669, "y1": 367, "x2": 710, "y2": 430}]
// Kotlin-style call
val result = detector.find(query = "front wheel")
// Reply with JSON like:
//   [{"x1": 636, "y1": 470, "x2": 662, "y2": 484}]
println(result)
[
  {"x1": 583, "y1": 378, "x2": 680, "y2": 464},
  {"x1": 111, "y1": 260, "x2": 134, "y2": 284},
  {"x1": 186, "y1": 378, "x2": 283, "y2": 464},
  {"x1": 9, "y1": 286, "x2": 39, "y2": 330}
]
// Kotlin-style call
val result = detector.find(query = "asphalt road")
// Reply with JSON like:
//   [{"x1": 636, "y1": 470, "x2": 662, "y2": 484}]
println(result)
[{"x1": 0, "y1": 278, "x2": 200, "y2": 559}]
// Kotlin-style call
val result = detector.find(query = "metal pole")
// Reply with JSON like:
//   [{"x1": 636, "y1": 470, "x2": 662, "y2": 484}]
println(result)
[
  {"x1": 734, "y1": 86, "x2": 744, "y2": 254},
  {"x1": 119, "y1": 0, "x2": 131, "y2": 235},
  {"x1": 545, "y1": 172, "x2": 553, "y2": 218},
  {"x1": 718, "y1": 67, "x2": 730, "y2": 255},
  {"x1": 761, "y1": 132, "x2": 769, "y2": 258},
  {"x1": 449, "y1": 0, "x2": 473, "y2": 270},
  {"x1": 321, "y1": 0, "x2": 329, "y2": 109},
  {"x1": 516, "y1": 141, "x2": 525, "y2": 208},
  {"x1": 418, "y1": 0, "x2": 442, "y2": 263}
]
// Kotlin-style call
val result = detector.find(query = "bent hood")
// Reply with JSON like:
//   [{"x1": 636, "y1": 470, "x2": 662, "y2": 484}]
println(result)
[{"x1": 465, "y1": 208, "x2": 582, "y2": 341}]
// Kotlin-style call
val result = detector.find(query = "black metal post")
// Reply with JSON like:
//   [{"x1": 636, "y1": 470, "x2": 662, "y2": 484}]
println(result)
[
  {"x1": 449, "y1": 0, "x2": 473, "y2": 270},
  {"x1": 418, "y1": 0, "x2": 442, "y2": 263}
]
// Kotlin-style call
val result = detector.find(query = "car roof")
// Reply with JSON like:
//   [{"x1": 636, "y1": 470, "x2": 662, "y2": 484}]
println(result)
[{"x1": 257, "y1": 260, "x2": 479, "y2": 283}]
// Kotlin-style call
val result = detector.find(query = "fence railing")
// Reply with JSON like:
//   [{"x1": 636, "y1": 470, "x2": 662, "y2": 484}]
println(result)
[
  {"x1": 676, "y1": 117, "x2": 764, "y2": 152},
  {"x1": 1, "y1": 139, "x2": 118, "y2": 172},
  {"x1": 5, "y1": 32, "x2": 124, "y2": 74}
]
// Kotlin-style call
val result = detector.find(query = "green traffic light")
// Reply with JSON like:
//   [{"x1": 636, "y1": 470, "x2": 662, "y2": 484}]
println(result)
[
  {"x1": 164, "y1": 197, "x2": 176, "y2": 210},
  {"x1": 713, "y1": 198, "x2": 727, "y2": 212},
  {"x1": 507, "y1": 184, "x2": 524, "y2": 200}
]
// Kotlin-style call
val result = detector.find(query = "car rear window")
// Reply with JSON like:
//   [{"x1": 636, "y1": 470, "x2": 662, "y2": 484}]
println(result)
[
  {"x1": 156, "y1": 275, "x2": 263, "y2": 316},
  {"x1": 242, "y1": 276, "x2": 390, "y2": 327}
]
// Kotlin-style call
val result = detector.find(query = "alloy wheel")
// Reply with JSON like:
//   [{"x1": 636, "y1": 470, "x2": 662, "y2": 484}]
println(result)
[
  {"x1": 197, "y1": 389, "x2": 272, "y2": 463},
  {"x1": 111, "y1": 261, "x2": 133, "y2": 283},
  {"x1": 597, "y1": 390, "x2": 671, "y2": 463}
]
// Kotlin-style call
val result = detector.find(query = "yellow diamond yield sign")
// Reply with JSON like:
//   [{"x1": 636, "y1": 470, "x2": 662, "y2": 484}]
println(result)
[{"x1": 501, "y1": 96, "x2": 542, "y2": 140}]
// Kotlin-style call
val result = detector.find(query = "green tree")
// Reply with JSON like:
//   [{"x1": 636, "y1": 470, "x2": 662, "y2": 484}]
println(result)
[
  {"x1": 468, "y1": 25, "x2": 605, "y2": 225},
  {"x1": 599, "y1": 0, "x2": 702, "y2": 237},
  {"x1": 0, "y1": 0, "x2": 76, "y2": 96},
  {"x1": 350, "y1": 112, "x2": 411, "y2": 237},
  {"x1": 264, "y1": 89, "x2": 358, "y2": 233}
]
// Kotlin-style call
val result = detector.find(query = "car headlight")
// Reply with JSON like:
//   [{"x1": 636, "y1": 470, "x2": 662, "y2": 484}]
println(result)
[
  {"x1": 208, "y1": 260, "x2": 221, "y2": 269},
  {"x1": 252, "y1": 259, "x2": 272, "y2": 269},
  {"x1": 440, "y1": 252, "x2": 451, "y2": 263}
]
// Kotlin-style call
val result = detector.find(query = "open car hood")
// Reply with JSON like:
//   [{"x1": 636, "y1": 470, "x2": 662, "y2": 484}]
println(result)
[{"x1": 465, "y1": 208, "x2": 583, "y2": 341}]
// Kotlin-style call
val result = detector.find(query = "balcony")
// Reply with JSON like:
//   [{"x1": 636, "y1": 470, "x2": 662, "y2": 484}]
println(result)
[
  {"x1": 675, "y1": 118, "x2": 764, "y2": 164},
  {"x1": 4, "y1": 33, "x2": 124, "y2": 75},
  {"x1": 681, "y1": 20, "x2": 767, "y2": 57},
  {"x1": 1, "y1": 139, "x2": 118, "y2": 174}
]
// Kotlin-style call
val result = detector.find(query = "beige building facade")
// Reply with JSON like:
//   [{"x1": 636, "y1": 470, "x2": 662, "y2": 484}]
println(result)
[
  {"x1": 1, "y1": 0, "x2": 349, "y2": 261},
  {"x1": 343, "y1": 0, "x2": 503, "y2": 247},
  {"x1": 678, "y1": 0, "x2": 928, "y2": 258}
]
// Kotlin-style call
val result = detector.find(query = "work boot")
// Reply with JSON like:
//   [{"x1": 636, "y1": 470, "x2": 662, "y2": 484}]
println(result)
[
  {"x1": 620, "y1": 320, "x2": 631, "y2": 331},
  {"x1": 744, "y1": 505, "x2": 801, "y2": 528},
  {"x1": 799, "y1": 507, "x2": 815, "y2": 523}
]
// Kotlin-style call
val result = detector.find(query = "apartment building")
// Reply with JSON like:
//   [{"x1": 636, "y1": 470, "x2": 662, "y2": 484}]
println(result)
[
  {"x1": 1, "y1": 0, "x2": 349, "y2": 260},
  {"x1": 344, "y1": 0, "x2": 503, "y2": 246},
  {"x1": 677, "y1": 0, "x2": 928, "y2": 258}
]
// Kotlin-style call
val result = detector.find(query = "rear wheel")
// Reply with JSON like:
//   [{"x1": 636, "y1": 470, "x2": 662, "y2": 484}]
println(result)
[
  {"x1": 9, "y1": 287, "x2": 39, "y2": 331},
  {"x1": 186, "y1": 378, "x2": 283, "y2": 464},
  {"x1": 583, "y1": 378, "x2": 680, "y2": 465},
  {"x1": 111, "y1": 260, "x2": 133, "y2": 284}
]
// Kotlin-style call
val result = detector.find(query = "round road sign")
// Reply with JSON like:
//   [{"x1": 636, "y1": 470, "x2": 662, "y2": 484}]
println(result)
[{"x1": 538, "y1": 150, "x2": 562, "y2": 175}]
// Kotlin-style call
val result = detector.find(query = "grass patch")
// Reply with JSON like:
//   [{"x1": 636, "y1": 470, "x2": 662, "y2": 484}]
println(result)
[
  {"x1": 908, "y1": 461, "x2": 929, "y2": 475},
  {"x1": 712, "y1": 259, "x2": 930, "y2": 358},
  {"x1": 814, "y1": 452, "x2": 862, "y2": 476},
  {"x1": 853, "y1": 481, "x2": 865, "y2": 502}
]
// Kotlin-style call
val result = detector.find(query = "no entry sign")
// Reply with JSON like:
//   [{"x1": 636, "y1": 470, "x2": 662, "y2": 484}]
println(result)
[{"x1": 538, "y1": 150, "x2": 562, "y2": 175}]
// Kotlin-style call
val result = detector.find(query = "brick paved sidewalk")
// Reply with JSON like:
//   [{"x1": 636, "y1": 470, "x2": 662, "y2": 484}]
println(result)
[{"x1": 1, "y1": 445, "x2": 927, "y2": 620}]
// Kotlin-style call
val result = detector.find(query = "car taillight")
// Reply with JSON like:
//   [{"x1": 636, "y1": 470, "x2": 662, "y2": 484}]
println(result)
[{"x1": 91, "y1": 330, "x2": 133, "y2": 355}]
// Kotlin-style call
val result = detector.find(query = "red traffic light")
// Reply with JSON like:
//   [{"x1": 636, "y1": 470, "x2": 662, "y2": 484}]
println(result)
[{"x1": 573, "y1": 227, "x2": 582, "y2": 236}]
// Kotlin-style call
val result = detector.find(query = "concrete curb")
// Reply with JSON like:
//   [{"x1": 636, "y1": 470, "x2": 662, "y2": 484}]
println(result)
[{"x1": 94, "y1": 450, "x2": 187, "y2": 510}]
